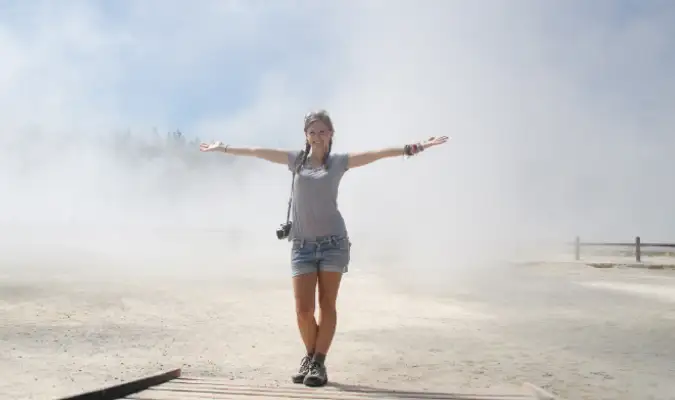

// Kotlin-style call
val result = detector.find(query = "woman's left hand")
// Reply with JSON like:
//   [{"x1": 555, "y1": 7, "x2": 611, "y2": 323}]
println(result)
[{"x1": 422, "y1": 136, "x2": 450, "y2": 149}]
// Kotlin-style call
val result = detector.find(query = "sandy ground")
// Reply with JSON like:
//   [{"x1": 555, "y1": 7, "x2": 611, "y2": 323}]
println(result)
[{"x1": 2, "y1": 247, "x2": 675, "y2": 400}]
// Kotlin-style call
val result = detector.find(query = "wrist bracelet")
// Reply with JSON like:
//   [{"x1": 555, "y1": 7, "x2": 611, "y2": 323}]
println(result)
[{"x1": 403, "y1": 143, "x2": 424, "y2": 157}]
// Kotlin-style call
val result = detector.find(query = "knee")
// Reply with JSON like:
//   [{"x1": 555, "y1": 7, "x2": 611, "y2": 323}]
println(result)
[
  {"x1": 295, "y1": 302, "x2": 315, "y2": 320},
  {"x1": 318, "y1": 298, "x2": 337, "y2": 315}
]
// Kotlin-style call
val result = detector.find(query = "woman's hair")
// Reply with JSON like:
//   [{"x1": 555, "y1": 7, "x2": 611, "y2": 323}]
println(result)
[
  {"x1": 300, "y1": 141, "x2": 311, "y2": 167},
  {"x1": 304, "y1": 109, "x2": 334, "y2": 132},
  {"x1": 301, "y1": 109, "x2": 334, "y2": 167}
]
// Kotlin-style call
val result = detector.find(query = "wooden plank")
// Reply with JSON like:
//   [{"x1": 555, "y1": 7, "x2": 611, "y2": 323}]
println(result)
[
  {"x1": 522, "y1": 383, "x2": 557, "y2": 400},
  {"x1": 128, "y1": 393, "x2": 244, "y2": 400},
  {"x1": 140, "y1": 388, "x2": 522, "y2": 400},
  {"x1": 129, "y1": 390, "x2": 386, "y2": 400},
  {"x1": 127, "y1": 377, "x2": 535, "y2": 400},
  {"x1": 54, "y1": 370, "x2": 553, "y2": 400},
  {"x1": 158, "y1": 380, "x2": 529, "y2": 399},
  {"x1": 129, "y1": 389, "x2": 529, "y2": 400},
  {"x1": 172, "y1": 376, "x2": 533, "y2": 396},
  {"x1": 57, "y1": 368, "x2": 181, "y2": 400}
]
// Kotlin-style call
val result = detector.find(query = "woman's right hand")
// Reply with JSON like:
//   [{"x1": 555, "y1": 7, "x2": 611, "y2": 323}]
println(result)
[{"x1": 199, "y1": 141, "x2": 225, "y2": 152}]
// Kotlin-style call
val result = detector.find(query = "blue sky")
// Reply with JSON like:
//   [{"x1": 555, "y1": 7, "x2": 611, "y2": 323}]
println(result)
[
  {"x1": 1, "y1": 0, "x2": 675, "y2": 258},
  {"x1": 0, "y1": 0, "x2": 344, "y2": 137},
  {"x1": 1, "y1": 0, "x2": 672, "y2": 141}
]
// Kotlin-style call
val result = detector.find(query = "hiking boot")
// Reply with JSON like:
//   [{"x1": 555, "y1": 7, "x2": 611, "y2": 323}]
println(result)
[
  {"x1": 303, "y1": 360, "x2": 328, "y2": 387},
  {"x1": 291, "y1": 355, "x2": 312, "y2": 384}
]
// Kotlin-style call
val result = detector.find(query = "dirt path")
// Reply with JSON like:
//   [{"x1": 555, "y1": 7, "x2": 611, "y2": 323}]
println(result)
[{"x1": 2, "y1": 263, "x2": 675, "y2": 400}]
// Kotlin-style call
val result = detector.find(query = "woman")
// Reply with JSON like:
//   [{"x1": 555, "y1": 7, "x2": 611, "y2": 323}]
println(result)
[{"x1": 199, "y1": 110, "x2": 449, "y2": 387}]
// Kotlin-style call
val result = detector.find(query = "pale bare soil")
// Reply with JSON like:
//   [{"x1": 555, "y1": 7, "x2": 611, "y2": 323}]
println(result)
[{"x1": 2, "y1": 252, "x2": 675, "y2": 400}]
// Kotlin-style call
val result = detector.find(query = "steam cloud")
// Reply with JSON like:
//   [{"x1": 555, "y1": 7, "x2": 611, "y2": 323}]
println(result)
[{"x1": 1, "y1": 1, "x2": 674, "y2": 278}]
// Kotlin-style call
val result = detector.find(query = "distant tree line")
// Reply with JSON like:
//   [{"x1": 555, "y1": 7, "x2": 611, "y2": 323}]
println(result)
[{"x1": 108, "y1": 128, "x2": 233, "y2": 170}]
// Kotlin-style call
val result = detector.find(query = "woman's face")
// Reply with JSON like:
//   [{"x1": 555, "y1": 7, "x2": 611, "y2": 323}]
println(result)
[{"x1": 305, "y1": 119, "x2": 333, "y2": 150}]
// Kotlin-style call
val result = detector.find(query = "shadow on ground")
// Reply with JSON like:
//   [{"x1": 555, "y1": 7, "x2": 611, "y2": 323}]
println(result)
[{"x1": 326, "y1": 381, "x2": 536, "y2": 399}]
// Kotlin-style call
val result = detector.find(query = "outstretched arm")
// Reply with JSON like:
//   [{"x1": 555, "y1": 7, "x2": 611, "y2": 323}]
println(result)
[
  {"x1": 199, "y1": 141, "x2": 289, "y2": 165},
  {"x1": 347, "y1": 147, "x2": 406, "y2": 169},
  {"x1": 347, "y1": 136, "x2": 450, "y2": 169}
]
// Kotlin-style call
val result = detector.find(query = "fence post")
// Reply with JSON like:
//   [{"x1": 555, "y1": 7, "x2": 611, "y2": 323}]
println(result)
[
  {"x1": 574, "y1": 236, "x2": 580, "y2": 260},
  {"x1": 635, "y1": 236, "x2": 641, "y2": 262}
]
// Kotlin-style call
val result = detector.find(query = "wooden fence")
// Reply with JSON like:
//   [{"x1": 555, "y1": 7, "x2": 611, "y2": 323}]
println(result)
[{"x1": 574, "y1": 236, "x2": 675, "y2": 262}]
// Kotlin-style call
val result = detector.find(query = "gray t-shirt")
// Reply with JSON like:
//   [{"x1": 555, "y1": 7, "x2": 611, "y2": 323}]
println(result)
[{"x1": 286, "y1": 151, "x2": 350, "y2": 240}]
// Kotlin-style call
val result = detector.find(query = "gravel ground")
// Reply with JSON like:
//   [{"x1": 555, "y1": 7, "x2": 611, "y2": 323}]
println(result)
[{"x1": 2, "y1": 254, "x2": 675, "y2": 400}]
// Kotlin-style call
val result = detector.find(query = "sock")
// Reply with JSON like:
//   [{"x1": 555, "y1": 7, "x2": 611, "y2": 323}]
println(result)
[
  {"x1": 306, "y1": 351, "x2": 314, "y2": 359},
  {"x1": 312, "y1": 352, "x2": 326, "y2": 365}
]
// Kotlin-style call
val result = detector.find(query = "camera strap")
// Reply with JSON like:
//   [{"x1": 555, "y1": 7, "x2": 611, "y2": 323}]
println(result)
[{"x1": 284, "y1": 151, "x2": 304, "y2": 226}]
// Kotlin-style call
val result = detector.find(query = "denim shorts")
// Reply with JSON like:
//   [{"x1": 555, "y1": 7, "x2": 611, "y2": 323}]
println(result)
[{"x1": 290, "y1": 235, "x2": 351, "y2": 277}]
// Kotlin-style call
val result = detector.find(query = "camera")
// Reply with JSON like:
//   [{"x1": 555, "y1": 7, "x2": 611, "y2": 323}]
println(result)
[{"x1": 276, "y1": 222, "x2": 292, "y2": 240}]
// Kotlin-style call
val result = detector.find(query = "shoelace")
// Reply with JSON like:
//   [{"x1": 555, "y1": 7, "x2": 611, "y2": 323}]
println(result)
[
  {"x1": 299, "y1": 357, "x2": 311, "y2": 371},
  {"x1": 308, "y1": 361, "x2": 323, "y2": 375}
]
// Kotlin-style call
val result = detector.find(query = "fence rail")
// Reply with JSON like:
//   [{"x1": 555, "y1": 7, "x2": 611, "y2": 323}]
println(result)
[{"x1": 573, "y1": 236, "x2": 675, "y2": 262}]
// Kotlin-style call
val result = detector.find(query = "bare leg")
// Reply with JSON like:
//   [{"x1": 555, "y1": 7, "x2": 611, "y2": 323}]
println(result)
[
  {"x1": 292, "y1": 272, "x2": 319, "y2": 354},
  {"x1": 314, "y1": 270, "x2": 343, "y2": 356}
]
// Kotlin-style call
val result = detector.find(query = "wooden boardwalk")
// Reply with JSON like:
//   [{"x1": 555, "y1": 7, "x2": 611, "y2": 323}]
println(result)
[{"x1": 58, "y1": 369, "x2": 557, "y2": 400}]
